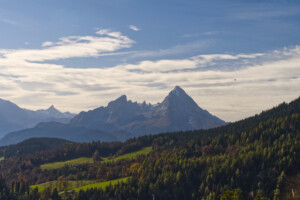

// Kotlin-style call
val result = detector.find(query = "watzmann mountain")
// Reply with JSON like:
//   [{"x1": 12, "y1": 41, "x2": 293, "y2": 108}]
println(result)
[
  {"x1": 70, "y1": 86, "x2": 226, "y2": 137},
  {"x1": 0, "y1": 86, "x2": 226, "y2": 146}
]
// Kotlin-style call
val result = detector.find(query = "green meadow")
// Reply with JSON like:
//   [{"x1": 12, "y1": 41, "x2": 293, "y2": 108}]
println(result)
[
  {"x1": 73, "y1": 177, "x2": 129, "y2": 192},
  {"x1": 40, "y1": 146, "x2": 152, "y2": 170},
  {"x1": 31, "y1": 180, "x2": 94, "y2": 192},
  {"x1": 40, "y1": 157, "x2": 93, "y2": 170},
  {"x1": 30, "y1": 177, "x2": 130, "y2": 192},
  {"x1": 102, "y1": 146, "x2": 152, "y2": 163}
]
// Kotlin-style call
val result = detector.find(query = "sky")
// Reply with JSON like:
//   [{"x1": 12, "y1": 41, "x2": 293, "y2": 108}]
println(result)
[{"x1": 0, "y1": 0, "x2": 300, "y2": 122}]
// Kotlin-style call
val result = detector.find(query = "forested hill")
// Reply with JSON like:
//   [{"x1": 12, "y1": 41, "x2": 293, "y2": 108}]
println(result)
[
  {"x1": 0, "y1": 138, "x2": 73, "y2": 158},
  {"x1": 0, "y1": 96, "x2": 299, "y2": 200}
]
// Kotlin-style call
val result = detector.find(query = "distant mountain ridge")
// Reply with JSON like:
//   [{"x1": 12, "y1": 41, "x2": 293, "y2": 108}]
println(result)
[
  {"x1": 0, "y1": 122, "x2": 117, "y2": 146},
  {"x1": 36, "y1": 105, "x2": 75, "y2": 119},
  {"x1": 70, "y1": 86, "x2": 226, "y2": 137},
  {"x1": 0, "y1": 99, "x2": 75, "y2": 138},
  {"x1": 0, "y1": 86, "x2": 226, "y2": 146}
]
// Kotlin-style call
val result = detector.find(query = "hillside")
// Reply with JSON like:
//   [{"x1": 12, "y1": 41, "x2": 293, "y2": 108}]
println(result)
[
  {"x1": 0, "y1": 96, "x2": 298, "y2": 200},
  {"x1": 0, "y1": 138, "x2": 73, "y2": 158}
]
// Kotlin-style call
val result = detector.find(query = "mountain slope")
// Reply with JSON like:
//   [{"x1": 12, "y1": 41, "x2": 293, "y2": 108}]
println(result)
[
  {"x1": 70, "y1": 86, "x2": 226, "y2": 137},
  {"x1": 0, "y1": 96, "x2": 298, "y2": 200},
  {"x1": 0, "y1": 122, "x2": 117, "y2": 146},
  {"x1": 0, "y1": 99, "x2": 75, "y2": 138},
  {"x1": 0, "y1": 99, "x2": 40, "y2": 137}
]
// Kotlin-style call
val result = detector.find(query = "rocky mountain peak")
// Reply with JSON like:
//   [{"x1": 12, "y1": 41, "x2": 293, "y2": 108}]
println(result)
[
  {"x1": 69, "y1": 86, "x2": 226, "y2": 137},
  {"x1": 162, "y1": 86, "x2": 196, "y2": 107},
  {"x1": 108, "y1": 95, "x2": 128, "y2": 108},
  {"x1": 170, "y1": 86, "x2": 186, "y2": 96},
  {"x1": 47, "y1": 105, "x2": 57, "y2": 112}
]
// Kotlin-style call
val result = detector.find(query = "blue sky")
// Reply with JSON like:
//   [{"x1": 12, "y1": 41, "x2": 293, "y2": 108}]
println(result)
[{"x1": 0, "y1": 0, "x2": 300, "y2": 121}]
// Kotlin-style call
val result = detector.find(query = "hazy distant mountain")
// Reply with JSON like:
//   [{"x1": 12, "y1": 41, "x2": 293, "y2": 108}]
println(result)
[
  {"x1": 70, "y1": 86, "x2": 226, "y2": 137},
  {"x1": 0, "y1": 86, "x2": 225, "y2": 145},
  {"x1": 0, "y1": 122, "x2": 117, "y2": 146},
  {"x1": 36, "y1": 105, "x2": 75, "y2": 119},
  {"x1": 0, "y1": 99, "x2": 75, "y2": 138}
]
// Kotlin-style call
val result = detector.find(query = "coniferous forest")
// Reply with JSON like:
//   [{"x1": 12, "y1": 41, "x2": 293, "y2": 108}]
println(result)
[{"x1": 0, "y1": 97, "x2": 299, "y2": 200}]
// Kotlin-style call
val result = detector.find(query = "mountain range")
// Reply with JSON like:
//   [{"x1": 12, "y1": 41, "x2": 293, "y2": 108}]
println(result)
[
  {"x1": 0, "y1": 99, "x2": 75, "y2": 138},
  {"x1": 0, "y1": 86, "x2": 226, "y2": 146},
  {"x1": 70, "y1": 86, "x2": 225, "y2": 136}
]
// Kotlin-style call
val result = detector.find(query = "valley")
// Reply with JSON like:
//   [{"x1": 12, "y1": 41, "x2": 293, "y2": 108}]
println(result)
[{"x1": 0, "y1": 96, "x2": 298, "y2": 199}]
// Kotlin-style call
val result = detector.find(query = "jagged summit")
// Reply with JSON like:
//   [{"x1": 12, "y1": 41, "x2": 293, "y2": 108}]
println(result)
[
  {"x1": 116, "y1": 95, "x2": 127, "y2": 102},
  {"x1": 112, "y1": 95, "x2": 127, "y2": 103},
  {"x1": 46, "y1": 105, "x2": 60, "y2": 114},
  {"x1": 45, "y1": 105, "x2": 62, "y2": 115},
  {"x1": 70, "y1": 86, "x2": 226, "y2": 137},
  {"x1": 108, "y1": 95, "x2": 128, "y2": 108},
  {"x1": 47, "y1": 105, "x2": 56, "y2": 110},
  {"x1": 36, "y1": 105, "x2": 76, "y2": 119},
  {"x1": 162, "y1": 86, "x2": 197, "y2": 109},
  {"x1": 165, "y1": 86, "x2": 191, "y2": 101},
  {"x1": 170, "y1": 86, "x2": 186, "y2": 96}
]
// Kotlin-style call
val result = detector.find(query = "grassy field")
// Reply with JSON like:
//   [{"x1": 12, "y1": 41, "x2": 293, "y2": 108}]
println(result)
[
  {"x1": 40, "y1": 157, "x2": 93, "y2": 170},
  {"x1": 0, "y1": 156, "x2": 4, "y2": 162},
  {"x1": 73, "y1": 177, "x2": 129, "y2": 192},
  {"x1": 102, "y1": 146, "x2": 152, "y2": 163},
  {"x1": 40, "y1": 146, "x2": 152, "y2": 170},
  {"x1": 31, "y1": 177, "x2": 130, "y2": 192},
  {"x1": 31, "y1": 180, "x2": 94, "y2": 192}
]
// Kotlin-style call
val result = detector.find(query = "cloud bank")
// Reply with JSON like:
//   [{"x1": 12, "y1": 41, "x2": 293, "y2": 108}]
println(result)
[{"x1": 0, "y1": 29, "x2": 299, "y2": 121}]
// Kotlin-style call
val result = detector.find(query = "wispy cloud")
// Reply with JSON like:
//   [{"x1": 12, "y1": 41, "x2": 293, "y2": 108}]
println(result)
[
  {"x1": 128, "y1": 25, "x2": 140, "y2": 31},
  {"x1": 127, "y1": 40, "x2": 211, "y2": 59},
  {"x1": 1, "y1": 29, "x2": 134, "y2": 63},
  {"x1": 0, "y1": 30, "x2": 299, "y2": 121},
  {"x1": 0, "y1": 17, "x2": 21, "y2": 26},
  {"x1": 230, "y1": 6, "x2": 300, "y2": 20},
  {"x1": 182, "y1": 31, "x2": 219, "y2": 38}
]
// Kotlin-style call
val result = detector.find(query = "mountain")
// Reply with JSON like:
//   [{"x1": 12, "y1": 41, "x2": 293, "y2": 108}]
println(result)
[
  {"x1": 0, "y1": 99, "x2": 75, "y2": 138},
  {"x1": 0, "y1": 86, "x2": 225, "y2": 145},
  {"x1": 70, "y1": 86, "x2": 226, "y2": 137},
  {"x1": 0, "y1": 96, "x2": 298, "y2": 200},
  {"x1": 36, "y1": 105, "x2": 75, "y2": 119},
  {"x1": 0, "y1": 122, "x2": 117, "y2": 146}
]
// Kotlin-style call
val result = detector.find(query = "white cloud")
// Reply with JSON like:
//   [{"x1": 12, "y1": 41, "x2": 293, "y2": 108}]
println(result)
[
  {"x1": 1, "y1": 29, "x2": 134, "y2": 63},
  {"x1": 0, "y1": 29, "x2": 299, "y2": 122},
  {"x1": 42, "y1": 41, "x2": 54, "y2": 47},
  {"x1": 128, "y1": 25, "x2": 140, "y2": 31}
]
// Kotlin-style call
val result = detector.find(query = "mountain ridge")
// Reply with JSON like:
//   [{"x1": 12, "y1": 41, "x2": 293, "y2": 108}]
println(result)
[
  {"x1": 0, "y1": 122, "x2": 117, "y2": 146},
  {"x1": 0, "y1": 86, "x2": 226, "y2": 145},
  {"x1": 0, "y1": 99, "x2": 75, "y2": 138},
  {"x1": 70, "y1": 86, "x2": 226, "y2": 136}
]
